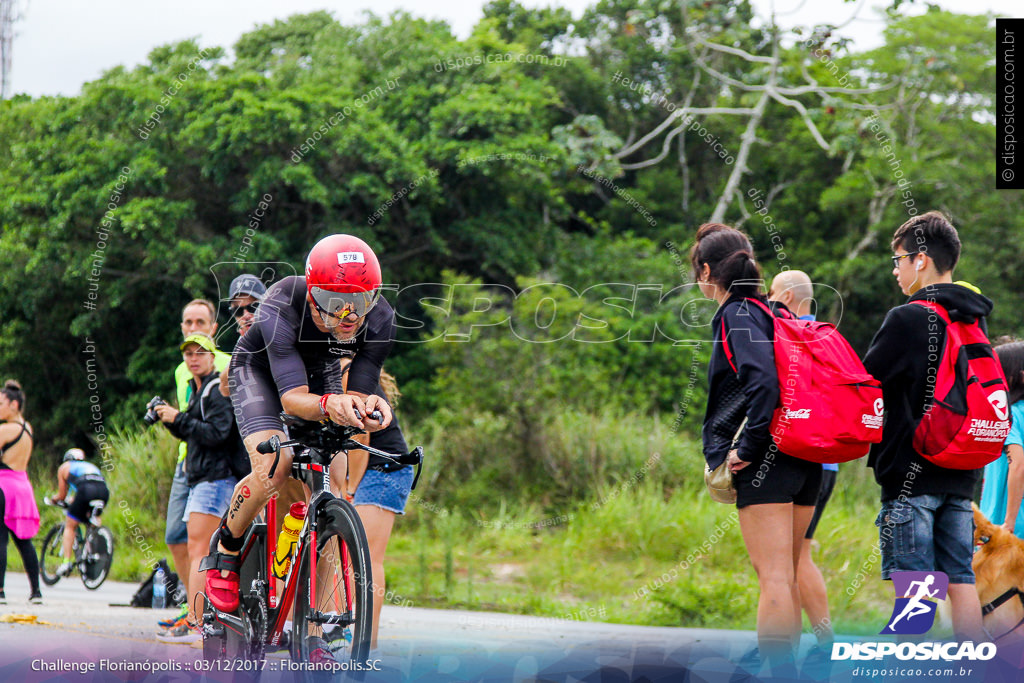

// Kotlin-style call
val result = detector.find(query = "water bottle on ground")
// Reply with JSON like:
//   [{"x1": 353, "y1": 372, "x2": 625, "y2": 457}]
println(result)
[{"x1": 152, "y1": 567, "x2": 167, "y2": 609}]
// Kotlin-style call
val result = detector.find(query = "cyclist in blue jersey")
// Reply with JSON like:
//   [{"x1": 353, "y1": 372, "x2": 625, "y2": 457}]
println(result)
[{"x1": 51, "y1": 448, "x2": 109, "y2": 577}]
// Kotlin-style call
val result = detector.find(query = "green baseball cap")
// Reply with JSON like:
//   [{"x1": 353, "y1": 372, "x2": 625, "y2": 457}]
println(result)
[{"x1": 180, "y1": 333, "x2": 217, "y2": 353}]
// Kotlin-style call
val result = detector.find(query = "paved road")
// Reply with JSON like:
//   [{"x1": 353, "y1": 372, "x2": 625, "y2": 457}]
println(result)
[
  {"x1": 6, "y1": 571, "x2": 1013, "y2": 683},
  {"x1": 0, "y1": 571, "x2": 773, "y2": 682}
]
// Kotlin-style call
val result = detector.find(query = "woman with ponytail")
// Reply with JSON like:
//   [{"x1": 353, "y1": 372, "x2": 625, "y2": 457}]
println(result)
[
  {"x1": 0, "y1": 380, "x2": 42, "y2": 604},
  {"x1": 691, "y1": 224, "x2": 821, "y2": 675}
]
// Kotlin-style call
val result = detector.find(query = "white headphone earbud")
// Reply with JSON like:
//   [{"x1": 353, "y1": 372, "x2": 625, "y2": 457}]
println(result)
[{"x1": 915, "y1": 262, "x2": 923, "y2": 270}]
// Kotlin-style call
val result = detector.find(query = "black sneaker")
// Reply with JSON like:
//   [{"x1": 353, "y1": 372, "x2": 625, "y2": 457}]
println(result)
[
  {"x1": 0, "y1": 590, "x2": 7, "y2": 605},
  {"x1": 28, "y1": 591, "x2": 42, "y2": 605}
]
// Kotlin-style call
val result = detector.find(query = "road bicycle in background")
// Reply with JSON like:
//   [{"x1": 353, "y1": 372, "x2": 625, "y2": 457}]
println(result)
[
  {"x1": 38, "y1": 498, "x2": 115, "y2": 590},
  {"x1": 200, "y1": 413, "x2": 423, "y2": 672}
]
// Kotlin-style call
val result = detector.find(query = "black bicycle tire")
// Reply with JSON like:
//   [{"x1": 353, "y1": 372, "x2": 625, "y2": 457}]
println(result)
[
  {"x1": 80, "y1": 526, "x2": 114, "y2": 590},
  {"x1": 292, "y1": 497, "x2": 373, "y2": 667},
  {"x1": 38, "y1": 524, "x2": 65, "y2": 586}
]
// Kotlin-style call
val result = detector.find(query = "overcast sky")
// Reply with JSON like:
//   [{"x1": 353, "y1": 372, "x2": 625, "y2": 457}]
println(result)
[{"x1": 7, "y1": 0, "x2": 1021, "y2": 97}]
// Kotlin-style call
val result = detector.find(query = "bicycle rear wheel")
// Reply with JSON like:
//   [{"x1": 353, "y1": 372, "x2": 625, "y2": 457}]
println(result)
[
  {"x1": 292, "y1": 497, "x2": 373, "y2": 666},
  {"x1": 80, "y1": 526, "x2": 114, "y2": 590},
  {"x1": 38, "y1": 524, "x2": 65, "y2": 586}
]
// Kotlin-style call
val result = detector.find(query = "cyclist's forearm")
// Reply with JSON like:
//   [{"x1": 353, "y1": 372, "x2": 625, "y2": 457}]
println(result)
[
  {"x1": 280, "y1": 387, "x2": 328, "y2": 421},
  {"x1": 55, "y1": 478, "x2": 69, "y2": 500}
]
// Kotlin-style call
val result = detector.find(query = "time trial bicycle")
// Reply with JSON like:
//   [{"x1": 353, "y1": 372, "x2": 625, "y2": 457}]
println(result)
[
  {"x1": 200, "y1": 412, "x2": 423, "y2": 670},
  {"x1": 38, "y1": 498, "x2": 115, "y2": 590}
]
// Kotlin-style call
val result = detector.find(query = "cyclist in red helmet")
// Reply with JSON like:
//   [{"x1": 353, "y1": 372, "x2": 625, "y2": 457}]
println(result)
[{"x1": 202, "y1": 235, "x2": 400, "y2": 639}]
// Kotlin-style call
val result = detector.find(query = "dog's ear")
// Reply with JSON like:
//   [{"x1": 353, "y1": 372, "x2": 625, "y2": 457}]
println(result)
[{"x1": 973, "y1": 503, "x2": 997, "y2": 537}]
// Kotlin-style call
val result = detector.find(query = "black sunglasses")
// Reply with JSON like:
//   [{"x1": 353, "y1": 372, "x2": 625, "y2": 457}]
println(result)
[{"x1": 230, "y1": 302, "x2": 259, "y2": 319}]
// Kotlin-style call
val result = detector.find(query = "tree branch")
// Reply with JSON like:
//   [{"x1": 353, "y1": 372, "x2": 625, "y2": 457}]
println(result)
[
  {"x1": 767, "y1": 87, "x2": 831, "y2": 151},
  {"x1": 614, "y1": 107, "x2": 758, "y2": 159},
  {"x1": 620, "y1": 121, "x2": 689, "y2": 170},
  {"x1": 692, "y1": 36, "x2": 775, "y2": 64}
]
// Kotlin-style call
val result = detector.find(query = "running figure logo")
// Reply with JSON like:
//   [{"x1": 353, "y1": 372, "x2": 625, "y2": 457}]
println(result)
[{"x1": 881, "y1": 571, "x2": 949, "y2": 635}]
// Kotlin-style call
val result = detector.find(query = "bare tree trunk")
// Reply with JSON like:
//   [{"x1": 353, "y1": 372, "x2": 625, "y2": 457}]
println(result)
[{"x1": 709, "y1": 90, "x2": 770, "y2": 223}]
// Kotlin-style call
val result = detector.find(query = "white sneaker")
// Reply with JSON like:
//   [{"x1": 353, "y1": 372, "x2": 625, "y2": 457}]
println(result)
[{"x1": 56, "y1": 562, "x2": 74, "y2": 578}]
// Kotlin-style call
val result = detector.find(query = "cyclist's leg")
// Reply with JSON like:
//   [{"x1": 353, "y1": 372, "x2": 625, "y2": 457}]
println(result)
[
  {"x1": 204, "y1": 430, "x2": 292, "y2": 611},
  {"x1": 219, "y1": 362, "x2": 293, "y2": 545},
  {"x1": 61, "y1": 517, "x2": 79, "y2": 562},
  {"x1": 220, "y1": 431, "x2": 294, "y2": 543}
]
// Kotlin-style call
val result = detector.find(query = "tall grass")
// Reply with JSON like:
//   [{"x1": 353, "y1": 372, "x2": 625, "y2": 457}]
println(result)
[
  {"x1": 387, "y1": 406, "x2": 896, "y2": 635},
  {"x1": 11, "y1": 408, "x2": 897, "y2": 636}
]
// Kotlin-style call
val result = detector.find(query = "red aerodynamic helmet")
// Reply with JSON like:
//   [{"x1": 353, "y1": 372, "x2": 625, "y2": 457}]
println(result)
[{"x1": 305, "y1": 234, "x2": 382, "y2": 319}]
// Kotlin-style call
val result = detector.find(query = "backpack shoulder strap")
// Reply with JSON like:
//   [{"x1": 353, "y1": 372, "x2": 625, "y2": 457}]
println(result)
[
  {"x1": 910, "y1": 299, "x2": 952, "y2": 325},
  {"x1": 721, "y1": 298, "x2": 775, "y2": 374}
]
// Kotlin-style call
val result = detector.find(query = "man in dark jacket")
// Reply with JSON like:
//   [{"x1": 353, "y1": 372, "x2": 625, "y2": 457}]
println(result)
[
  {"x1": 863, "y1": 211, "x2": 986, "y2": 643},
  {"x1": 154, "y1": 333, "x2": 249, "y2": 643}
]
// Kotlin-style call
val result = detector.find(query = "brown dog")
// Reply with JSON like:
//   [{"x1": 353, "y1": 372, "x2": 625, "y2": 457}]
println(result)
[{"x1": 972, "y1": 504, "x2": 1024, "y2": 645}]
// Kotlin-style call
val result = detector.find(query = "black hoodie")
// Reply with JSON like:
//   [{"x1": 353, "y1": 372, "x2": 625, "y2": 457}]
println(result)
[
  {"x1": 164, "y1": 371, "x2": 249, "y2": 487},
  {"x1": 863, "y1": 283, "x2": 993, "y2": 502}
]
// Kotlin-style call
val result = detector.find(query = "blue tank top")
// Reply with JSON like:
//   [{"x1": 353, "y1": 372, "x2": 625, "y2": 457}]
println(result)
[{"x1": 67, "y1": 460, "x2": 104, "y2": 493}]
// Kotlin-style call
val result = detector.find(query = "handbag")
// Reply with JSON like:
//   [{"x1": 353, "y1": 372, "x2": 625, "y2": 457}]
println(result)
[
  {"x1": 704, "y1": 419, "x2": 747, "y2": 504},
  {"x1": 704, "y1": 460, "x2": 735, "y2": 504}
]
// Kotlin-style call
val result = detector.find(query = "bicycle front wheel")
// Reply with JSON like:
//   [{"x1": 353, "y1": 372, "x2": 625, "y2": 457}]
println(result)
[
  {"x1": 80, "y1": 526, "x2": 114, "y2": 590},
  {"x1": 39, "y1": 524, "x2": 65, "y2": 586},
  {"x1": 292, "y1": 497, "x2": 373, "y2": 666}
]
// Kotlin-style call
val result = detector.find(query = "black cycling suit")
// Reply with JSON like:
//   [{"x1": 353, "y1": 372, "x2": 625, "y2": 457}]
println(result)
[
  {"x1": 229, "y1": 275, "x2": 403, "y2": 465},
  {"x1": 65, "y1": 460, "x2": 109, "y2": 523}
]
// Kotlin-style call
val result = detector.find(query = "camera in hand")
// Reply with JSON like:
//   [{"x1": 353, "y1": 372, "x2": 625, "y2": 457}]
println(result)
[{"x1": 143, "y1": 396, "x2": 167, "y2": 425}]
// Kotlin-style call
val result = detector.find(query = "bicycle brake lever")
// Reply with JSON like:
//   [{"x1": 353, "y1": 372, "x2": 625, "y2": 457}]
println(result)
[
  {"x1": 257, "y1": 436, "x2": 280, "y2": 454},
  {"x1": 261, "y1": 436, "x2": 283, "y2": 479}
]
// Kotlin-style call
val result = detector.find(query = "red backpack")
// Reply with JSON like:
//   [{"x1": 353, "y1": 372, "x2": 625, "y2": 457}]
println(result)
[
  {"x1": 910, "y1": 300, "x2": 1010, "y2": 469},
  {"x1": 724, "y1": 298, "x2": 884, "y2": 464}
]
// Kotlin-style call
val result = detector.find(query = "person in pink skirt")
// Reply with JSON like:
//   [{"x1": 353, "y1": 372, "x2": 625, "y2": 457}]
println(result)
[{"x1": 0, "y1": 379, "x2": 42, "y2": 604}]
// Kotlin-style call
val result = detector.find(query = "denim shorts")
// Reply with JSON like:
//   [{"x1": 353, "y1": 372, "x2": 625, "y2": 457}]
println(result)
[
  {"x1": 876, "y1": 493, "x2": 975, "y2": 584},
  {"x1": 183, "y1": 477, "x2": 239, "y2": 521},
  {"x1": 165, "y1": 460, "x2": 189, "y2": 545},
  {"x1": 352, "y1": 467, "x2": 414, "y2": 515}
]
